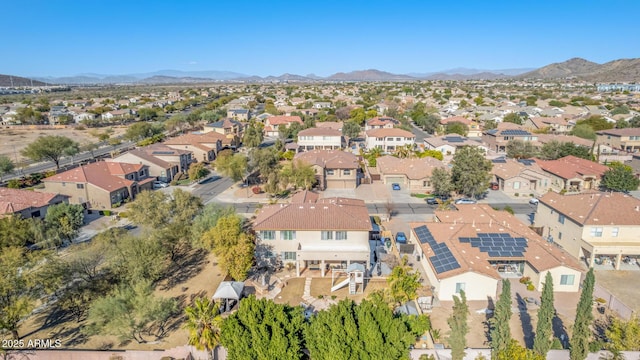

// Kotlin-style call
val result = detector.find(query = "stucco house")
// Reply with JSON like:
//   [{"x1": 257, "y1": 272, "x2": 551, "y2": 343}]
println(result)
[
  {"x1": 0, "y1": 188, "x2": 69, "y2": 219},
  {"x1": 534, "y1": 155, "x2": 609, "y2": 193},
  {"x1": 107, "y1": 144, "x2": 192, "y2": 183},
  {"x1": 482, "y1": 123, "x2": 537, "y2": 154},
  {"x1": 376, "y1": 155, "x2": 446, "y2": 192},
  {"x1": 296, "y1": 127, "x2": 344, "y2": 152},
  {"x1": 596, "y1": 128, "x2": 640, "y2": 153},
  {"x1": 263, "y1": 116, "x2": 303, "y2": 137},
  {"x1": 423, "y1": 135, "x2": 488, "y2": 155},
  {"x1": 294, "y1": 150, "x2": 359, "y2": 189},
  {"x1": 490, "y1": 158, "x2": 551, "y2": 197},
  {"x1": 364, "y1": 117, "x2": 399, "y2": 131},
  {"x1": 364, "y1": 128, "x2": 415, "y2": 152},
  {"x1": 163, "y1": 132, "x2": 224, "y2": 163}
]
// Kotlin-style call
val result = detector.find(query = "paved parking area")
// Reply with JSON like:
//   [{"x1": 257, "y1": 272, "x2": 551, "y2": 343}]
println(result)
[{"x1": 323, "y1": 182, "x2": 428, "y2": 204}]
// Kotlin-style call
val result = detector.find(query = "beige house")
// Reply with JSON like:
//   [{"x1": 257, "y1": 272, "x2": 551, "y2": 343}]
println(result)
[
  {"x1": 535, "y1": 155, "x2": 609, "y2": 193},
  {"x1": 534, "y1": 191, "x2": 640, "y2": 269},
  {"x1": 163, "y1": 132, "x2": 224, "y2": 163},
  {"x1": 0, "y1": 188, "x2": 69, "y2": 219},
  {"x1": 297, "y1": 127, "x2": 344, "y2": 152},
  {"x1": 364, "y1": 117, "x2": 398, "y2": 131},
  {"x1": 107, "y1": 144, "x2": 192, "y2": 183},
  {"x1": 482, "y1": 122, "x2": 537, "y2": 154},
  {"x1": 376, "y1": 155, "x2": 445, "y2": 192},
  {"x1": 439, "y1": 116, "x2": 482, "y2": 137},
  {"x1": 294, "y1": 150, "x2": 359, "y2": 189},
  {"x1": 41, "y1": 161, "x2": 155, "y2": 210},
  {"x1": 423, "y1": 135, "x2": 488, "y2": 155},
  {"x1": 491, "y1": 158, "x2": 551, "y2": 196},
  {"x1": 596, "y1": 128, "x2": 640, "y2": 152},
  {"x1": 523, "y1": 117, "x2": 574, "y2": 134},
  {"x1": 411, "y1": 205, "x2": 583, "y2": 301},
  {"x1": 263, "y1": 116, "x2": 303, "y2": 137},
  {"x1": 364, "y1": 128, "x2": 415, "y2": 152},
  {"x1": 202, "y1": 118, "x2": 242, "y2": 147},
  {"x1": 227, "y1": 109, "x2": 250, "y2": 121},
  {"x1": 253, "y1": 197, "x2": 372, "y2": 277}
]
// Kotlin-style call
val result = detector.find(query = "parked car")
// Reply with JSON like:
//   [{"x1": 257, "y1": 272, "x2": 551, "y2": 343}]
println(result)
[
  {"x1": 396, "y1": 232, "x2": 407, "y2": 244},
  {"x1": 455, "y1": 198, "x2": 477, "y2": 205},
  {"x1": 426, "y1": 194, "x2": 450, "y2": 205},
  {"x1": 153, "y1": 181, "x2": 168, "y2": 189},
  {"x1": 529, "y1": 198, "x2": 539, "y2": 205},
  {"x1": 392, "y1": 183, "x2": 401, "y2": 191}
]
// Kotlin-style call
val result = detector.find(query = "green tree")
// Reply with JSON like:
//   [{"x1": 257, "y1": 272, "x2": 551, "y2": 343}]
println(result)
[
  {"x1": 503, "y1": 113, "x2": 524, "y2": 125},
  {"x1": 242, "y1": 121, "x2": 264, "y2": 148},
  {"x1": 221, "y1": 296, "x2": 305, "y2": 360},
  {"x1": 446, "y1": 121, "x2": 468, "y2": 136},
  {"x1": 416, "y1": 149, "x2": 444, "y2": 161},
  {"x1": 0, "y1": 216, "x2": 41, "y2": 249},
  {"x1": 474, "y1": 96, "x2": 484, "y2": 106},
  {"x1": 605, "y1": 316, "x2": 640, "y2": 352},
  {"x1": 506, "y1": 140, "x2": 538, "y2": 159},
  {"x1": 533, "y1": 272, "x2": 555, "y2": 356},
  {"x1": 185, "y1": 297, "x2": 223, "y2": 359},
  {"x1": 188, "y1": 162, "x2": 210, "y2": 182},
  {"x1": 190, "y1": 204, "x2": 237, "y2": 247},
  {"x1": 430, "y1": 167, "x2": 455, "y2": 197},
  {"x1": 0, "y1": 247, "x2": 35, "y2": 339},
  {"x1": 570, "y1": 124, "x2": 597, "y2": 140},
  {"x1": 576, "y1": 116, "x2": 614, "y2": 132},
  {"x1": 249, "y1": 148, "x2": 281, "y2": 180},
  {"x1": 629, "y1": 116, "x2": 640, "y2": 128},
  {"x1": 200, "y1": 214, "x2": 254, "y2": 280},
  {"x1": 447, "y1": 290, "x2": 469, "y2": 360},
  {"x1": 21, "y1": 135, "x2": 80, "y2": 169},
  {"x1": 496, "y1": 340, "x2": 545, "y2": 360},
  {"x1": 610, "y1": 105, "x2": 630, "y2": 115},
  {"x1": 490, "y1": 280, "x2": 512, "y2": 359},
  {"x1": 85, "y1": 280, "x2": 177, "y2": 343},
  {"x1": 601, "y1": 162, "x2": 640, "y2": 192},
  {"x1": 137, "y1": 107, "x2": 160, "y2": 121},
  {"x1": 305, "y1": 297, "x2": 429, "y2": 360},
  {"x1": 280, "y1": 160, "x2": 317, "y2": 190},
  {"x1": 342, "y1": 120, "x2": 361, "y2": 139},
  {"x1": 0, "y1": 155, "x2": 15, "y2": 181},
  {"x1": 44, "y1": 203, "x2": 85, "y2": 243},
  {"x1": 387, "y1": 256, "x2": 421, "y2": 304},
  {"x1": 124, "y1": 122, "x2": 164, "y2": 141},
  {"x1": 215, "y1": 153, "x2": 248, "y2": 182},
  {"x1": 570, "y1": 268, "x2": 595, "y2": 360},
  {"x1": 540, "y1": 140, "x2": 592, "y2": 160},
  {"x1": 265, "y1": 101, "x2": 279, "y2": 115},
  {"x1": 349, "y1": 108, "x2": 366, "y2": 125},
  {"x1": 451, "y1": 146, "x2": 492, "y2": 198}
]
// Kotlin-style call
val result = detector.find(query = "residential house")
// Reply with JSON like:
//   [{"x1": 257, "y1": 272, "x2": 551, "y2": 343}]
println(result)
[
  {"x1": 101, "y1": 109, "x2": 132, "y2": 121},
  {"x1": 0, "y1": 188, "x2": 69, "y2": 219},
  {"x1": 315, "y1": 121, "x2": 343, "y2": 131},
  {"x1": 227, "y1": 109, "x2": 250, "y2": 121},
  {"x1": 253, "y1": 197, "x2": 372, "y2": 277},
  {"x1": 163, "y1": 132, "x2": 224, "y2": 162},
  {"x1": 263, "y1": 116, "x2": 303, "y2": 137},
  {"x1": 534, "y1": 191, "x2": 640, "y2": 269},
  {"x1": 596, "y1": 128, "x2": 640, "y2": 153},
  {"x1": 423, "y1": 135, "x2": 488, "y2": 155},
  {"x1": 313, "y1": 102, "x2": 332, "y2": 109},
  {"x1": 482, "y1": 122, "x2": 537, "y2": 153},
  {"x1": 534, "y1": 155, "x2": 609, "y2": 193},
  {"x1": 107, "y1": 144, "x2": 192, "y2": 182},
  {"x1": 41, "y1": 161, "x2": 155, "y2": 210},
  {"x1": 71, "y1": 111, "x2": 96, "y2": 124},
  {"x1": 294, "y1": 150, "x2": 359, "y2": 189},
  {"x1": 297, "y1": 128, "x2": 344, "y2": 152},
  {"x1": 523, "y1": 117, "x2": 574, "y2": 134},
  {"x1": 439, "y1": 116, "x2": 482, "y2": 137},
  {"x1": 202, "y1": 118, "x2": 243, "y2": 147},
  {"x1": 411, "y1": 205, "x2": 583, "y2": 301},
  {"x1": 364, "y1": 128, "x2": 415, "y2": 152},
  {"x1": 376, "y1": 155, "x2": 445, "y2": 192},
  {"x1": 364, "y1": 117, "x2": 398, "y2": 131},
  {"x1": 490, "y1": 158, "x2": 551, "y2": 196}
]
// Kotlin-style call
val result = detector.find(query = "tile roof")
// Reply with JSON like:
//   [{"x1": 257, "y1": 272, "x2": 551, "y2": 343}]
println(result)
[
  {"x1": 365, "y1": 128, "x2": 415, "y2": 138},
  {"x1": 0, "y1": 188, "x2": 65, "y2": 215},
  {"x1": 43, "y1": 161, "x2": 140, "y2": 192},
  {"x1": 205, "y1": 118, "x2": 241, "y2": 129},
  {"x1": 290, "y1": 190, "x2": 320, "y2": 204},
  {"x1": 596, "y1": 128, "x2": 640, "y2": 137},
  {"x1": 266, "y1": 115, "x2": 303, "y2": 126},
  {"x1": 297, "y1": 127, "x2": 342, "y2": 137},
  {"x1": 294, "y1": 150, "x2": 358, "y2": 169},
  {"x1": 315, "y1": 121, "x2": 343, "y2": 130},
  {"x1": 112, "y1": 149, "x2": 172, "y2": 169},
  {"x1": 376, "y1": 155, "x2": 445, "y2": 180},
  {"x1": 424, "y1": 135, "x2": 484, "y2": 148},
  {"x1": 366, "y1": 117, "x2": 398, "y2": 126},
  {"x1": 440, "y1": 116, "x2": 471, "y2": 125},
  {"x1": 539, "y1": 191, "x2": 640, "y2": 226},
  {"x1": 253, "y1": 197, "x2": 372, "y2": 231},
  {"x1": 491, "y1": 158, "x2": 547, "y2": 181},
  {"x1": 535, "y1": 155, "x2": 609, "y2": 180},
  {"x1": 163, "y1": 132, "x2": 225, "y2": 146},
  {"x1": 535, "y1": 134, "x2": 594, "y2": 148}
]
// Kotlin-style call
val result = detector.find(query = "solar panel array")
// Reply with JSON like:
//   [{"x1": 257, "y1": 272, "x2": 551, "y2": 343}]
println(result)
[
  {"x1": 501, "y1": 129, "x2": 531, "y2": 136},
  {"x1": 459, "y1": 233, "x2": 528, "y2": 258},
  {"x1": 492, "y1": 158, "x2": 507, "y2": 164},
  {"x1": 152, "y1": 151, "x2": 175, "y2": 155},
  {"x1": 444, "y1": 136, "x2": 465, "y2": 143},
  {"x1": 517, "y1": 159, "x2": 535, "y2": 166},
  {"x1": 414, "y1": 225, "x2": 461, "y2": 274}
]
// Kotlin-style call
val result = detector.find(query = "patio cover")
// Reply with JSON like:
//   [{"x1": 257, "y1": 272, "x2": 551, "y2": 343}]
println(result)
[{"x1": 212, "y1": 281, "x2": 244, "y2": 300}]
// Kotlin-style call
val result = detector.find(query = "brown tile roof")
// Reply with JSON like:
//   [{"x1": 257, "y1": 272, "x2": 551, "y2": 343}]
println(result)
[
  {"x1": 290, "y1": 190, "x2": 320, "y2": 204},
  {"x1": 365, "y1": 128, "x2": 415, "y2": 138},
  {"x1": 142, "y1": 143, "x2": 191, "y2": 156},
  {"x1": 266, "y1": 115, "x2": 303, "y2": 126},
  {"x1": 529, "y1": 116, "x2": 569, "y2": 127},
  {"x1": 315, "y1": 121, "x2": 343, "y2": 130},
  {"x1": 43, "y1": 161, "x2": 139, "y2": 192},
  {"x1": 376, "y1": 155, "x2": 445, "y2": 180},
  {"x1": 535, "y1": 134, "x2": 594, "y2": 148},
  {"x1": 294, "y1": 150, "x2": 358, "y2": 169},
  {"x1": 413, "y1": 204, "x2": 582, "y2": 279},
  {"x1": 113, "y1": 149, "x2": 171, "y2": 169},
  {"x1": 0, "y1": 188, "x2": 65, "y2": 215},
  {"x1": 424, "y1": 135, "x2": 484, "y2": 148},
  {"x1": 440, "y1": 116, "x2": 471, "y2": 125},
  {"x1": 298, "y1": 127, "x2": 342, "y2": 137},
  {"x1": 596, "y1": 128, "x2": 640, "y2": 137},
  {"x1": 539, "y1": 191, "x2": 640, "y2": 226},
  {"x1": 491, "y1": 158, "x2": 547, "y2": 181},
  {"x1": 535, "y1": 155, "x2": 608, "y2": 180},
  {"x1": 253, "y1": 197, "x2": 372, "y2": 231},
  {"x1": 163, "y1": 132, "x2": 224, "y2": 147},
  {"x1": 366, "y1": 117, "x2": 398, "y2": 126}
]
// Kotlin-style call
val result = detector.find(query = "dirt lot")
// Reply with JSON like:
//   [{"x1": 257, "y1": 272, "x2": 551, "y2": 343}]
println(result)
[
  {"x1": 0, "y1": 126, "x2": 127, "y2": 164},
  {"x1": 594, "y1": 270, "x2": 640, "y2": 313}
]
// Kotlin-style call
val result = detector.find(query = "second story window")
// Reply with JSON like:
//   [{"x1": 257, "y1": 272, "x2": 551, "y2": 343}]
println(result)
[
  {"x1": 336, "y1": 231, "x2": 347, "y2": 240},
  {"x1": 327, "y1": 170, "x2": 334, "y2": 175},
  {"x1": 343, "y1": 170, "x2": 351, "y2": 175},
  {"x1": 612, "y1": 227, "x2": 619, "y2": 237},
  {"x1": 260, "y1": 231, "x2": 275, "y2": 240},
  {"x1": 558, "y1": 214, "x2": 565, "y2": 224},
  {"x1": 321, "y1": 231, "x2": 333, "y2": 240},
  {"x1": 77, "y1": 184, "x2": 84, "y2": 189},
  {"x1": 590, "y1": 227, "x2": 603, "y2": 237},
  {"x1": 281, "y1": 230, "x2": 296, "y2": 240}
]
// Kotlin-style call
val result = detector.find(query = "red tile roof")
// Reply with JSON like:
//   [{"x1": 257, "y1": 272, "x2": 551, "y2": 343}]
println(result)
[
  {"x1": 294, "y1": 150, "x2": 358, "y2": 169},
  {"x1": 0, "y1": 188, "x2": 65, "y2": 215},
  {"x1": 376, "y1": 155, "x2": 445, "y2": 179},
  {"x1": 539, "y1": 191, "x2": 640, "y2": 226},
  {"x1": 366, "y1": 117, "x2": 398, "y2": 126},
  {"x1": 43, "y1": 161, "x2": 140, "y2": 192},
  {"x1": 535, "y1": 155, "x2": 608, "y2": 180},
  {"x1": 266, "y1": 116, "x2": 303, "y2": 126},
  {"x1": 297, "y1": 127, "x2": 342, "y2": 137},
  {"x1": 440, "y1": 116, "x2": 471, "y2": 125}
]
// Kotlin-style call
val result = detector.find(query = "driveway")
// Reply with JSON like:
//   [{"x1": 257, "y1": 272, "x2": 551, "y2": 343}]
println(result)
[{"x1": 323, "y1": 182, "x2": 426, "y2": 204}]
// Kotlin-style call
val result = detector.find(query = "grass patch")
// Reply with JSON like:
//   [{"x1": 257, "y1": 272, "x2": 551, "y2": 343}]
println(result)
[
  {"x1": 175, "y1": 179, "x2": 192, "y2": 186},
  {"x1": 411, "y1": 193, "x2": 429, "y2": 198}
]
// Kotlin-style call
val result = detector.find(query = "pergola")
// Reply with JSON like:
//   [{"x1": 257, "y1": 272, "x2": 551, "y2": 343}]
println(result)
[{"x1": 212, "y1": 281, "x2": 244, "y2": 312}]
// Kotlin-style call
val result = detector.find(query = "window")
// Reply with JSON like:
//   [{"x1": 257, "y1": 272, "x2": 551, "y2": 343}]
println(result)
[
  {"x1": 321, "y1": 231, "x2": 333, "y2": 240},
  {"x1": 612, "y1": 227, "x2": 619, "y2": 237},
  {"x1": 343, "y1": 170, "x2": 351, "y2": 175},
  {"x1": 336, "y1": 231, "x2": 348, "y2": 240},
  {"x1": 590, "y1": 227, "x2": 603, "y2": 237},
  {"x1": 560, "y1": 275, "x2": 575, "y2": 285},
  {"x1": 558, "y1": 214, "x2": 565, "y2": 224},
  {"x1": 327, "y1": 170, "x2": 334, "y2": 175},
  {"x1": 260, "y1": 231, "x2": 275, "y2": 240},
  {"x1": 31, "y1": 210, "x2": 41, "y2": 218},
  {"x1": 558, "y1": 232, "x2": 562, "y2": 240},
  {"x1": 455, "y1": 282, "x2": 466, "y2": 294},
  {"x1": 395, "y1": 137, "x2": 402, "y2": 141},
  {"x1": 76, "y1": 183, "x2": 84, "y2": 189},
  {"x1": 282, "y1": 251, "x2": 296, "y2": 261},
  {"x1": 281, "y1": 230, "x2": 296, "y2": 240},
  {"x1": 513, "y1": 181, "x2": 521, "y2": 190}
]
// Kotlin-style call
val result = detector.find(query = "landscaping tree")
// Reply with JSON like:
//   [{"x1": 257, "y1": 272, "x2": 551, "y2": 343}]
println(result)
[
  {"x1": 123, "y1": 122, "x2": 164, "y2": 141},
  {"x1": 570, "y1": 124, "x2": 597, "y2": 140},
  {"x1": 0, "y1": 215, "x2": 40, "y2": 249},
  {"x1": 430, "y1": 168, "x2": 454, "y2": 197},
  {"x1": 533, "y1": 272, "x2": 555, "y2": 356},
  {"x1": 280, "y1": 160, "x2": 316, "y2": 190},
  {"x1": 190, "y1": 203, "x2": 236, "y2": 246},
  {"x1": 577, "y1": 115, "x2": 614, "y2": 131},
  {"x1": 242, "y1": 121, "x2": 264, "y2": 148},
  {"x1": 215, "y1": 153, "x2": 248, "y2": 182},
  {"x1": 605, "y1": 315, "x2": 640, "y2": 353},
  {"x1": 447, "y1": 290, "x2": 469, "y2": 360},
  {"x1": 85, "y1": 280, "x2": 177, "y2": 343},
  {"x1": 249, "y1": 147, "x2": 281, "y2": 181},
  {"x1": 221, "y1": 296, "x2": 305, "y2": 360},
  {"x1": 0, "y1": 155, "x2": 15, "y2": 181},
  {"x1": 387, "y1": 256, "x2": 421, "y2": 304},
  {"x1": 451, "y1": 146, "x2": 492, "y2": 198},
  {"x1": 503, "y1": 113, "x2": 524, "y2": 125},
  {"x1": 490, "y1": 280, "x2": 512, "y2": 359},
  {"x1": 506, "y1": 139, "x2": 538, "y2": 159},
  {"x1": 44, "y1": 203, "x2": 85, "y2": 243},
  {"x1": 446, "y1": 121, "x2": 468, "y2": 136},
  {"x1": 305, "y1": 297, "x2": 430, "y2": 360},
  {"x1": 188, "y1": 162, "x2": 210, "y2": 182},
  {"x1": 0, "y1": 247, "x2": 35, "y2": 339},
  {"x1": 601, "y1": 162, "x2": 640, "y2": 192},
  {"x1": 21, "y1": 135, "x2": 80, "y2": 169},
  {"x1": 540, "y1": 141, "x2": 591, "y2": 161},
  {"x1": 342, "y1": 120, "x2": 361, "y2": 140},
  {"x1": 185, "y1": 297, "x2": 223, "y2": 359},
  {"x1": 200, "y1": 214, "x2": 254, "y2": 281},
  {"x1": 570, "y1": 268, "x2": 595, "y2": 360},
  {"x1": 496, "y1": 340, "x2": 545, "y2": 360}
]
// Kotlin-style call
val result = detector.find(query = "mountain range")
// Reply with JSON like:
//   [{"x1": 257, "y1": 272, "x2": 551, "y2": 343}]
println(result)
[{"x1": 2, "y1": 57, "x2": 639, "y2": 86}]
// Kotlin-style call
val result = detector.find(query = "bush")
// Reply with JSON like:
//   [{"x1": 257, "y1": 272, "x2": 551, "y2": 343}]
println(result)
[
  {"x1": 372, "y1": 216, "x2": 381, "y2": 225},
  {"x1": 595, "y1": 297, "x2": 606, "y2": 304},
  {"x1": 526, "y1": 283, "x2": 535, "y2": 291},
  {"x1": 503, "y1": 206, "x2": 514, "y2": 215},
  {"x1": 7, "y1": 179, "x2": 20, "y2": 188},
  {"x1": 551, "y1": 337, "x2": 564, "y2": 350},
  {"x1": 317, "y1": 295, "x2": 324, "y2": 299},
  {"x1": 514, "y1": 193, "x2": 519, "y2": 197},
  {"x1": 519, "y1": 276, "x2": 530, "y2": 284},
  {"x1": 331, "y1": 295, "x2": 337, "y2": 300},
  {"x1": 103, "y1": 210, "x2": 112, "y2": 216}
]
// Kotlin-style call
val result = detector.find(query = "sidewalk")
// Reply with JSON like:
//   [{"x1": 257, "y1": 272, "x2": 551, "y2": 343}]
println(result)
[{"x1": 214, "y1": 184, "x2": 272, "y2": 203}]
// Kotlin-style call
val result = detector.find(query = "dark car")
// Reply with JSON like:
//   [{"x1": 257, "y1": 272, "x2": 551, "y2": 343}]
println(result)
[
  {"x1": 426, "y1": 195, "x2": 450, "y2": 205},
  {"x1": 396, "y1": 232, "x2": 407, "y2": 244}
]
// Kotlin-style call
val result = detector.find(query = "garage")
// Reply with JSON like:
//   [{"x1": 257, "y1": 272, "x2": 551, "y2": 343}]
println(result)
[
  {"x1": 326, "y1": 179, "x2": 356, "y2": 189},
  {"x1": 384, "y1": 176, "x2": 406, "y2": 185}
]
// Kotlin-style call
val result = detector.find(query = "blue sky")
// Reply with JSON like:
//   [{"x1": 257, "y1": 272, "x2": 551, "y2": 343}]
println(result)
[{"x1": 2, "y1": 0, "x2": 638, "y2": 77}]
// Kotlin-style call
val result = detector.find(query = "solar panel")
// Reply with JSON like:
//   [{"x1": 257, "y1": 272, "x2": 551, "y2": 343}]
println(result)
[
  {"x1": 416, "y1": 225, "x2": 461, "y2": 274},
  {"x1": 445, "y1": 136, "x2": 465, "y2": 143},
  {"x1": 517, "y1": 159, "x2": 534, "y2": 166},
  {"x1": 492, "y1": 158, "x2": 507, "y2": 164},
  {"x1": 502, "y1": 129, "x2": 531, "y2": 136},
  {"x1": 465, "y1": 233, "x2": 528, "y2": 258}
]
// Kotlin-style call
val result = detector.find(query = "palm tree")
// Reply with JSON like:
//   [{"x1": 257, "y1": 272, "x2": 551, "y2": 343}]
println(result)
[
  {"x1": 184, "y1": 297, "x2": 223, "y2": 360},
  {"x1": 393, "y1": 144, "x2": 414, "y2": 158}
]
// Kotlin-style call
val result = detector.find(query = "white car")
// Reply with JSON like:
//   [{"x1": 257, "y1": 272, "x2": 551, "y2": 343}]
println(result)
[
  {"x1": 529, "y1": 198, "x2": 539, "y2": 205},
  {"x1": 153, "y1": 181, "x2": 169, "y2": 189},
  {"x1": 455, "y1": 198, "x2": 477, "y2": 205}
]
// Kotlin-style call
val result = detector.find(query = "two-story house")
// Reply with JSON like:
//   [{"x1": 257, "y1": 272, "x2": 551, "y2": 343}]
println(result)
[
  {"x1": 163, "y1": 132, "x2": 224, "y2": 163},
  {"x1": 439, "y1": 116, "x2": 482, "y2": 137},
  {"x1": 41, "y1": 161, "x2": 155, "y2": 210},
  {"x1": 107, "y1": 144, "x2": 192, "y2": 183},
  {"x1": 253, "y1": 197, "x2": 372, "y2": 277},
  {"x1": 482, "y1": 123, "x2": 537, "y2": 154},
  {"x1": 296, "y1": 128, "x2": 344, "y2": 152},
  {"x1": 534, "y1": 155, "x2": 609, "y2": 193},
  {"x1": 364, "y1": 128, "x2": 415, "y2": 152},
  {"x1": 524, "y1": 117, "x2": 574, "y2": 134},
  {"x1": 364, "y1": 117, "x2": 398, "y2": 131},
  {"x1": 491, "y1": 158, "x2": 551, "y2": 197},
  {"x1": 423, "y1": 135, "x2": 488, "y2": 155},
  {"x1": 596, "y1": 128, "x2": 640, "y2": 153},
  {"x1": 0, "y1": 188, "x2": 69, "y2": 219},
  {"x1": 263, "y1": 116, "x2": 303, "y2": 137},
  {"x1": 202, "y1": 118, "x2": 243, "y2": 147},
  {"x1": 376, "y1": 155, "x2": 445, "y2": 192},
  {"x1": 294, "y1": 150, "x2": 358, "y2": 189},
  {"x1": 534, "y1": 191, "x2": 640, "y2": 270},
  {"x1": 226, "y1": 109, "x2": 250, "y2": 121}
]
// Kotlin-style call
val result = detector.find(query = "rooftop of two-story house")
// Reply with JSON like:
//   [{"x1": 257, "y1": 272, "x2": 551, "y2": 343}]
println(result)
[
  {"x1": 534, "y1": 155, "x2": 609, "y2": 192},
  {"x1": 596, "y1": 128, "x2": 640, "y2": 152}
]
